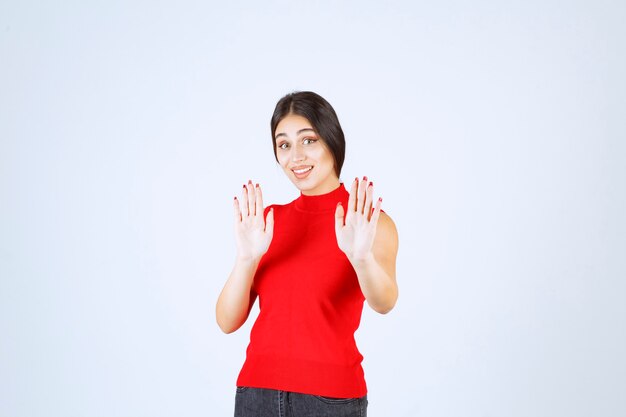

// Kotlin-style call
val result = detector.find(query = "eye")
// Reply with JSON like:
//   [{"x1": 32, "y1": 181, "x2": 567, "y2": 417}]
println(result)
[
  {"x1": 277, "y1": 142, "x2": 289, "y2": 150},
  {"x1": 303, "y1": 137, "x2": 317, "y2": 145}
]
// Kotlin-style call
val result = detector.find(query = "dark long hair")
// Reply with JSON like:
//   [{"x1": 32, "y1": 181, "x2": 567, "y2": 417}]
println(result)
[{"x1": 270, "y1": 91, "x2": 346, "y2": 177}]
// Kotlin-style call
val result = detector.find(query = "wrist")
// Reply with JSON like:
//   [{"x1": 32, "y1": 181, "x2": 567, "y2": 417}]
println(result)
[
  {"x1": 235, "y1": 254, "x2": 262, "y2": 268},
  {"x1": 348, "y1": 251, "x2": 376, "y2": 268}
]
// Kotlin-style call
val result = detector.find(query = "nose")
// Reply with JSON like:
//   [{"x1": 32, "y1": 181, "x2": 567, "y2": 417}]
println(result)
[{"x1": 291, "y1": 143, "x2": 305, "y2": 162}]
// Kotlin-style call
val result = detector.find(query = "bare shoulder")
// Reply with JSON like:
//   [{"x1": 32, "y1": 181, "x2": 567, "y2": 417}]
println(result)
[
  {"x1": 377, "y1": 212, "x2": 398, "y2": 239},
  {"x1": 374, "y1": 211, "x2": 399, "y2": 253}
]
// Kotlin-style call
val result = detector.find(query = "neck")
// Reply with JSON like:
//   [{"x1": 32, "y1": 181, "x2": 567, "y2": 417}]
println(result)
[{"x1": 295, "y1": 183, "x2": 347, "y2": 212}]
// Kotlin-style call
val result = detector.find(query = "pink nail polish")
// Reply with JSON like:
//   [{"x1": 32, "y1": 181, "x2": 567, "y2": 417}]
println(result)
[
  {"x1": 369, "y1": 181, "x2": 373, "y2": 187},
  {"x1": 363, "y1": 176, "x2": 368, "y2": 181}
]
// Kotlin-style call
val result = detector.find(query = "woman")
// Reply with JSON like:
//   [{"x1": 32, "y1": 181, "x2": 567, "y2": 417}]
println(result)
[{"x1": 216, "y1": 91, "x2": 399, "y2": 417}]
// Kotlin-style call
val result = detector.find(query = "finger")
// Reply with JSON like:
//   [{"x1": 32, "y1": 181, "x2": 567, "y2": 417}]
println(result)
[
  {"x1": 370, "y1": 196, "x2": 383, "y2": 226},
  {"x1": 347, "y1": 177, "x2": 358, "y2": 219},
  {"x1": 241, "y1": 183, "x2": 249, "y2": 217},
  {"x1": 265, "y1": 208, "x2": 274, "y2": 239},
  {"x1": 334, "y1": 202, "x2": 344, "y2": 236},
  {"x1": 357, "y1": 176, "x2": 368, "y2": 214},
  {"x1": 255, "y1": 183, "x2": 264, "y2": 220},
  {"x1": 365, "y1": 181, "x2": 374, "y2": 221},
  {"x1": 247, "y1": 180, "x2": 256, "y2": 216},
  {"x1": 233, "y1": 197, "x2": 242, "y2": 223}
]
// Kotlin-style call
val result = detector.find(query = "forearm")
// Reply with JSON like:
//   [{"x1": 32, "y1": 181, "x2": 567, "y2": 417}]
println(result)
[
  {"x1": 216, "y1": 257, "x2": 260, "y2": 333},
  {"x1": 350, "y1": 253, "x2": 398, "y2": 314}
]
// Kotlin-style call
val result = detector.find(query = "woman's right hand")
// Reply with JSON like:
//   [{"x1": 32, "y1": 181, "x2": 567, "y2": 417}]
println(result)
[{"x1": 233, "y1": 180, "x2": 274, "y2": 262}]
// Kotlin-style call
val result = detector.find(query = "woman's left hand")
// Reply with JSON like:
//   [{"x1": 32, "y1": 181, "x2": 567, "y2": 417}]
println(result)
[{"x1": 335, "y1": 176, "x2": 382, "y2": 262}]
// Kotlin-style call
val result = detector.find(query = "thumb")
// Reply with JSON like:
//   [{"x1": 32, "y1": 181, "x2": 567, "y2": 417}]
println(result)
[
  {"x1": 334, "y1": 202, "x2": 344, "y2": 234},
  {"x1": 265, "y1": 208, "x2": 275, "y2": 239}
]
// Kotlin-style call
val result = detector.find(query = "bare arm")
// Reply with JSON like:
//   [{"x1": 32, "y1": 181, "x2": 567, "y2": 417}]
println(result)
[
  {"x1": 216, "y1": 181, "x2": 274, "y2": 333},
  {"x1": 350, "y1": 212, "x2": 398, "y2": 313},
  {"x1": 335, "y1": 177, "x2": 399, "y2": 314},
  {"x1": 216, "y1": 258, "x2": 260, "y2": 334}
]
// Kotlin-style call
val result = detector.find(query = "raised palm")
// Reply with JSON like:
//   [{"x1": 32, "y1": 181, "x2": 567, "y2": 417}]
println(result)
[
  {"x1": 335, "y1": 177, "x2": 382, "y2": 261},
  {"x1": 233, "y1": 181, "x2": 274, "y2": 261}
]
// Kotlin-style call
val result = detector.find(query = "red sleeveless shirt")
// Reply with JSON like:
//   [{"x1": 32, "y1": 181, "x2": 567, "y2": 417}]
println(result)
[{"x1": 236, "y1": 183, "x2": 367, "y2": 397}]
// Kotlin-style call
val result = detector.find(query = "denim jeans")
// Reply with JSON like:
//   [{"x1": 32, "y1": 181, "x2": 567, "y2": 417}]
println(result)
[{"x1": 234, "y1": 386, "x2": 368, "y2": 417}]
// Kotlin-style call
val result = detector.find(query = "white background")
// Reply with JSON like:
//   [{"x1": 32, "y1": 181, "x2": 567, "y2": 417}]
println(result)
[{"x1": 1, "y1": 1, "x2": 625, "y2": 416}]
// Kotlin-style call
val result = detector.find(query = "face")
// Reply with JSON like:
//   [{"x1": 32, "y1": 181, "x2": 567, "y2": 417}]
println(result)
[{"x1": 274, "y1": 114, "x2": 340, "y2": 196}]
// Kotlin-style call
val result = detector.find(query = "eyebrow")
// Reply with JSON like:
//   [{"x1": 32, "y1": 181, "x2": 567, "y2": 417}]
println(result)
[{"x1": 275, "y1": 128, "x2": 316, "y2": 139}]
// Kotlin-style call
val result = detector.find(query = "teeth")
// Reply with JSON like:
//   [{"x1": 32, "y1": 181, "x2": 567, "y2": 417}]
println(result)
[{"x1": 293, "y1": 166, "x2": 312, "y2": 174}]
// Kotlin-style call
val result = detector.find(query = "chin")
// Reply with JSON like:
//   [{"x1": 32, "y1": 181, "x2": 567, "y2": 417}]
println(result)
[
  {"x1": 292, "y1": 180, "x2": 315, "y2": 191},
  {"x1": 292, "y1": 178, "x2": 321, "y2": 193}
]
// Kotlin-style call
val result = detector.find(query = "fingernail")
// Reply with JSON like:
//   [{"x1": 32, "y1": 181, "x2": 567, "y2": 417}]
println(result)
[
  {"x1": 363, "y1": 176, "x2": 368, "y2": 181},
  {"x1": 255, "y1": 183, "x2": 259, "y2": 188},
  {"x1": 355, "y1": 177, "x2": 359, "y2": 182},
  {"x1": 379, "y1": 197, "x2": 383, "y2": 202},
  {"x1": 369, "y1": 181, "x2": 373, "y2": 187}
]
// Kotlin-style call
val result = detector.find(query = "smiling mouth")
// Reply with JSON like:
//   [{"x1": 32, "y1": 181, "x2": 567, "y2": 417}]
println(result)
[
  {"x1": 292, "y1": 166, "x2": 312, "y2": 174},
  {"x1": 291, "y1": 165, "x2": 313, "y2": 178}
]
